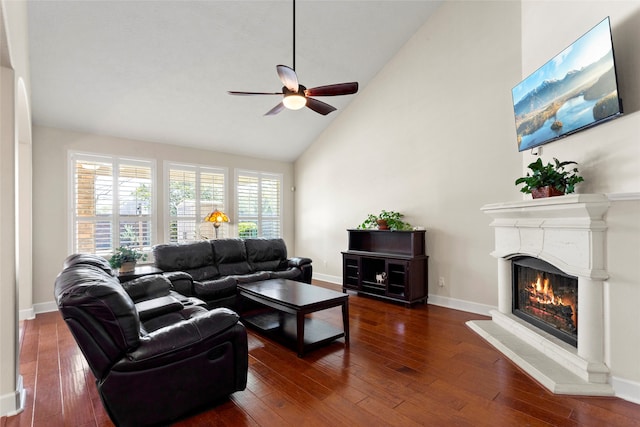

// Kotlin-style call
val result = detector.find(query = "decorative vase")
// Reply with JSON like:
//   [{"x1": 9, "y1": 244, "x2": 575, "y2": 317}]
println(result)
[
  {"x1": 531, "y1": 186, "x2": 565, "y2": 199},
  {"x1": 119, "y1": 261, "x2": 136, "y2": 274},
  {"x1": 376, "y1": 219, "x2": 389, "y2": 230}
]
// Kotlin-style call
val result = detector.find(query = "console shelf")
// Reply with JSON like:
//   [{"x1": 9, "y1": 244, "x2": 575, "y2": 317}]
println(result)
[{"x1": 342, "y1": 229, "x2": 428, "y2": 306}]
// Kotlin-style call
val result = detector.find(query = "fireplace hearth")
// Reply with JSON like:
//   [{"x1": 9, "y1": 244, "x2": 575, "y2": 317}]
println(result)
[{"x1": 512, "y1": 257, "x2": 578, "y2": 347}]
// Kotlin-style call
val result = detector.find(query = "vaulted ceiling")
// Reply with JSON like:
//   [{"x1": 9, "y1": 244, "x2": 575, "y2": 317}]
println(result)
[{"x1": 27, "y1": 1, "x2": 441, "y2": 161}]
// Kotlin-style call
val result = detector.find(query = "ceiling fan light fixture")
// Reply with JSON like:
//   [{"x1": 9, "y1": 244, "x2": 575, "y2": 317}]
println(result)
[{"x1": 282, "y1": 93, "x2": 307, "y2": 110}]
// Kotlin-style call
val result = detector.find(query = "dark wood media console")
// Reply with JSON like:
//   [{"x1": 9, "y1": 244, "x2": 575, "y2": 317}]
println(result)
[{"x1": 342, "y1": 229, "x2": 428, "y2": 306}]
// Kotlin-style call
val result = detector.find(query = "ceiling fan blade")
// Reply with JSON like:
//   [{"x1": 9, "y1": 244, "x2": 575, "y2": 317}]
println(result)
[
  {"x1": 265, "y1": 102, "x2": 285, "y2": 116},
  {"x1": 305, "y1": 82, "x2": 359, "y2": 97},
  {"x1": 276, "y1": 65, "x2": 299, "y2": 92},
  {"x1": 306, "y1": 98, "x2": 337, "y2": 115},
  {"x1": 228, "y1": 91, "x2": 283, "y2": 96}
]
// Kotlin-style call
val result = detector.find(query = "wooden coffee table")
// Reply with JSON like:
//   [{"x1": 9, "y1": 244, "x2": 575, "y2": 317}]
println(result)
[{"x1": 237, "y1": 279, "x2": 349, "y2": 357}]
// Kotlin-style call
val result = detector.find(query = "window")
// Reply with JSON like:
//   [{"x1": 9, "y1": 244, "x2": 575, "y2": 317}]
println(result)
[
  {"x1": 167, "y1": 163, "x2": 227, "y2": 242},
  {"x1": 236, "y1": 170, "x2": 282, "y2": 238},
  {"x1": 71, "y1": 153, "x2": 154, "y2": 256}
]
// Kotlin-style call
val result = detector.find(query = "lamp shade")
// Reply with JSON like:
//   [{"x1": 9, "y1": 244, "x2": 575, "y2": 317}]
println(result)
[{"x1": 204, "y1": 209, "x2": 229, "y2": 225}]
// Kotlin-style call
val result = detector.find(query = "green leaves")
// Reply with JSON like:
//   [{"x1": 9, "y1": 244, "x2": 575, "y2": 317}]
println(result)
[
  {"x1": 514, "y1": 157, "x2": 584, "y2": 195},
  {"x1": 358, "y1": 210, "x2": 412, "y2": 231},
  {"x1": 108, "y1": 246, "x2": 147, "y2": 269}
]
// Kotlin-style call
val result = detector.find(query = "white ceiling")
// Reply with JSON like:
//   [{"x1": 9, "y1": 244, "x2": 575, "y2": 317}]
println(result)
[{"x1": 27, "y1": 1, "x2": 441, "y2": 162}]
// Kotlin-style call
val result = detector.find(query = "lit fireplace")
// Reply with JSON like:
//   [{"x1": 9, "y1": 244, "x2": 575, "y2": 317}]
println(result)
[
  {"x1": 512, "y1": 257, "x2": 578, "y2": 347},
  {"x1": 472, "y1": 194, "x2": 612, "y2": 395}
]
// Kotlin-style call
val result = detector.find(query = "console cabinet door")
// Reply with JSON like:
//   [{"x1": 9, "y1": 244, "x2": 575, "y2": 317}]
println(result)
[
  {"x1": 386, "y1": 260, "x2": 409, "y2": 300},
  {"x1": 342, "y1": 254, "x2": 360, "y2": 291}
]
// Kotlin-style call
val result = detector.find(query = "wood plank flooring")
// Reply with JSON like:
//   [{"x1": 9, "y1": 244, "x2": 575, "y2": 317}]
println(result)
[{"x1": 3, "y1": 282, "x2": 640, "y2": 426}]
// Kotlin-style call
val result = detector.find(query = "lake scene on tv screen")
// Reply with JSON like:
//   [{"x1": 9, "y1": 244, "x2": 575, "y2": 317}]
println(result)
[{"x1": 512, "y1": 18, "x2": 621, "y2": 151}]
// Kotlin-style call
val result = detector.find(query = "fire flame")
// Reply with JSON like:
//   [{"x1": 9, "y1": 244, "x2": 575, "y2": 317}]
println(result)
[
  {"x1": 529, "y1": 275, "x2": 576, "y2": 327},
  {"x1": 531, "y1": 276, "x2": 558, "y2": 304}
]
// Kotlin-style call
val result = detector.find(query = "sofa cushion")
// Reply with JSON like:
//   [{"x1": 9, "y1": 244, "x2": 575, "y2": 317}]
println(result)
[
  {"x1": 245, "y1": 238, "x2": 289, "y2": 272},
  {"x1": 193, "y1": 276, "x2": 237, "y2": 300},
  {"x1": 212, "y1": 239, "x2": 252, "y2": 276},
  {"x1": 121, "y1": 274, "x2": 171, "y2": 302},
  {"x1": 140, "y1": 305, "x2": 209, "y2": 333},
  {"x1": 185, "y1": 265, "x2": 220, "y2": 282},
  {"x1": 153, "y1": 241, "x2": 217, "y2": 275}
]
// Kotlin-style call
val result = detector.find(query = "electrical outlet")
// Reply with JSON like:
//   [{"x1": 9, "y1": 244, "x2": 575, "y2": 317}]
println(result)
[{"x1": 438, "y1": 277, "x2": 445, "y2": 287}]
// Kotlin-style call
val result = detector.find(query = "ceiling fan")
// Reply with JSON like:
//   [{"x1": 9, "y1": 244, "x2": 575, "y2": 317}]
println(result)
[{"x1": 228, "y1": 0, "x2": 359, "y2": 116}]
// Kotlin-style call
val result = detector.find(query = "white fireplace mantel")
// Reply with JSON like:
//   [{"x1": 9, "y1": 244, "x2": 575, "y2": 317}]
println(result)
[{"x1": 467, "y1": 194, "x2": 614, "y2": 396}]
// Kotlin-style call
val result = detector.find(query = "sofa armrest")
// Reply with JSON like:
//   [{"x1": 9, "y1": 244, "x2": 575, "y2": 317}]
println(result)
[
  {"x1": 288, "y1": 257, "x2": 312, "y2": 267},
  {"x1": 121, "y1": 274, "x2": 171, "y2": 302},
  {"x1": 162, "y1": 271, "x2": 195, "y2": 296},
  {"x1": 126, "y1": 308, "x2": 240, "y2": 362},
  {"x1": 135, "y1": 295, "x2": 184, "y2": 321},
  {"x1": 288, "y1": 257, "x2": 313, "y2": 283}
]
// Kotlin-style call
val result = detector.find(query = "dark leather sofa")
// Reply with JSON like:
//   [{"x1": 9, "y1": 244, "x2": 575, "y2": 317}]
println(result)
[
  {"x1": 153, "y1": 238, "x2": 312, "y2": 309},
  {"x1": 54, "y1": 254, "x2": 248, "y2": 427}
]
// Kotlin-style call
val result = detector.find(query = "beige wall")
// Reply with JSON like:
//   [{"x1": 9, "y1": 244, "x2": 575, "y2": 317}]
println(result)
[
  {"x1": 31, "y1": 126, "x2": 295, "y2": 306},
  {"x1": 294, "y1": 0, "x2": 640, "y2": 397},
  {"x1": 295, "y1": 0, "x2": 522, "y2": 306}
]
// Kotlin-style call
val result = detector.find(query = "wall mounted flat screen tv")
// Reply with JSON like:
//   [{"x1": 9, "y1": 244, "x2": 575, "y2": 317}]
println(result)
[{"x1": 512, "y1": 17, "x2": 623, "y2": 152}]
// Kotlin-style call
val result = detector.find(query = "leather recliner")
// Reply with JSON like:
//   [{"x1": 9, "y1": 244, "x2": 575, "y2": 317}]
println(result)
[{"x1": 54, "y1": 254, "x2": 248, "y2": 427}]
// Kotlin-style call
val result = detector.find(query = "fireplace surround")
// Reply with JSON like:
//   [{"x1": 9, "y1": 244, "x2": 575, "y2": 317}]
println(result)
[{"x1": 468, "y1": 194, "x2": 613, "y2": 395}]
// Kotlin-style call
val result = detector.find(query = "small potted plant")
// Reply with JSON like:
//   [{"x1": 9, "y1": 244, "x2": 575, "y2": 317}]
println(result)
[
  {"x1": 358, "y1": 210, "x2": 412, "y2": 231},
  {"x1": 515, "y1": 157, "x2": 584, "y2": 198},
  {"x1": 108, "y1": 246, "x2": 147, "y2": 273}
]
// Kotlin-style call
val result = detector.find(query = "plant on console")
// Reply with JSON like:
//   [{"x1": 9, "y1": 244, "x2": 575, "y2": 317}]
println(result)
[{"x1": 358, "y1": 210, "x2": 412, "y2": 231}]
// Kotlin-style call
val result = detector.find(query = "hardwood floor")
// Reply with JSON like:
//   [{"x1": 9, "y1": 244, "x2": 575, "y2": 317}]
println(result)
[{"x1": 3, "y1": 282, "x2": 640, "y2": 427}]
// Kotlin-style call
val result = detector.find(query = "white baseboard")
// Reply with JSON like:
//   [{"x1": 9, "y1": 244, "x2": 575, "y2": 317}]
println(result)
[
  {"x1": 427, "y1": 294, "x2": 496, "y2": 317},
  {"x1": 612, "y1": 375, "x2": 640, "y2": 404},
  {"x1": 311, "y1": 275, "x2": 498, "y2": 317},
  {"x1": 312, "y1": 273, "x2": 342, "y2": 285},
  {"x1": 32, "y1": 301, "x2": 58, "y2": 315},
  {"x1": 20, "y1": 302, "x2": 56, "y2": 320},
  {"x1": 18, "y1": 307, "x2": 35, "y2": 321},
  {"x1": 0, "y1": 375, "x2": 25, "y2": 417}
]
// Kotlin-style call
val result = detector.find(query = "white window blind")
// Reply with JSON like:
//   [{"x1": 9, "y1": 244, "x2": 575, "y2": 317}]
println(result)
[
  {"x1": 167, "y1": 163, "x2": 226, "y2": 242},
  {"x1": 71, "y1": 153, "x2": 154, "y2": 256},
  {"x1": 236, "y1": 170, "x2": 282, "y2": 238}
]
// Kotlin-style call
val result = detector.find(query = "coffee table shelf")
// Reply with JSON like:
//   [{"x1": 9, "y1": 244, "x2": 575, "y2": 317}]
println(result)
[{"x1": 242, "y1": 310, "x2": 346, "y2": 353}]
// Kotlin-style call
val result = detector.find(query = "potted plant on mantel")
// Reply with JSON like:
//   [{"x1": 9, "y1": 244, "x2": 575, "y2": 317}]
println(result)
[
  {"x1": 515, "y1": 157, "x2": 584, "y2": 199},
  {"x1": 108, "y1": 246, "x2": 147, "y2": 273},
  {"x1": 358, "y1": 210, "x2": 412, "y2": 231}
]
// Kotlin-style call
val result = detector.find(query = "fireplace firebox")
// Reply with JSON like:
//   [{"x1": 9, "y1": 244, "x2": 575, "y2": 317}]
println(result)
[{"x1": 512, "y1": 257, "x2": 578, "y2": 347}]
